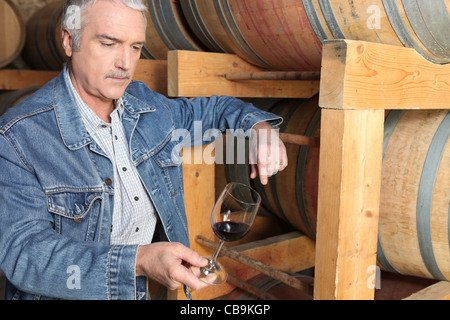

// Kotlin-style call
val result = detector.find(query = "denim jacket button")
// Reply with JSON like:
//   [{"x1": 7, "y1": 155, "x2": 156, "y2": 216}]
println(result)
[
  {"x1": 74, "y1": 218, "x2": 82, "y2": 223},
  {"x1": 105, "y1": 178, "x2": 112, "y2": 186}
]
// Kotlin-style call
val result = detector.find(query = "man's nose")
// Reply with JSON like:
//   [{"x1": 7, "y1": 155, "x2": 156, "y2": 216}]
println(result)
[{"x1": 115, "y1": 46, "x2": 131, "y2": 71}]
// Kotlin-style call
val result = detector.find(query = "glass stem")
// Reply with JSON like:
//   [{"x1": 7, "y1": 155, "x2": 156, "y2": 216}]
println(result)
[{"x1": 210, "y1": 240, "x2": 225, "y2": 264}]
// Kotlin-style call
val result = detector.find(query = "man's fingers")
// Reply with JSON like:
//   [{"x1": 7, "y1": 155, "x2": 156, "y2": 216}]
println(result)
[
  {"x1": 250, "y1": 164, "x2": 258, "y2": 179},
  {"x1": 137, "y1": 242, "x2": 211, "y2": 291},
  {"x1": 174, "y1": 245, "x2": 210, "y2": 291},
  {"x1": 176, "y1": 245, "x2": 208, "y2": 269}
]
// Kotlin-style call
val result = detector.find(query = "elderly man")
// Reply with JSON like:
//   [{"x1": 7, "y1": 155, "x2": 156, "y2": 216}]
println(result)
[{"x1": 0, "y1": 0, "x2": 287, "y2": 300}]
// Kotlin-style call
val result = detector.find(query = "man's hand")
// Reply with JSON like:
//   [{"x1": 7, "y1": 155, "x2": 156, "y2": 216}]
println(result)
[
  {"x1": 136, "y1": 242, "x2": 209, "y2": 291},
  {"x1": 249, "y1": 122, "x2": 288, "y2": 185}
]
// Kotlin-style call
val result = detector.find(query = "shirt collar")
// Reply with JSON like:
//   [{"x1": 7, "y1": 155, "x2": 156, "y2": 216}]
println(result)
[
  {"x1": 52, "y1": 65, "x2": 155, "y2": 150},
  {"x1": 64, "y1": 66, "x2": 124, "y2": 130}
]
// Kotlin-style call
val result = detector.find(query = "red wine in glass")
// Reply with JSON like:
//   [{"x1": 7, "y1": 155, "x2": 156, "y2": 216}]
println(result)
[
  {"x1": 213, "y1": 220, "x2": 251, "y2": 242},
  {"x1": 195, "y1": 183, "x2": 261, "y2": 285}
]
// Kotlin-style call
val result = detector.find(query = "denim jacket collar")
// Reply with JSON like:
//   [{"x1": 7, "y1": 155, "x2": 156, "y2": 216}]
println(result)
[{"x1": 53, "y1": 66, "x2": 156, "y2": 151}]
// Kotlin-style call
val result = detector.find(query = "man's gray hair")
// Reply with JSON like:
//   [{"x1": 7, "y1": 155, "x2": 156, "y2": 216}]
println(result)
[{"x1": 61, "y1": 0, "x2": 147, "y2": 51}]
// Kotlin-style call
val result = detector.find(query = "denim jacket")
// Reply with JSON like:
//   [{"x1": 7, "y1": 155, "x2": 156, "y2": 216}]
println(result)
[{"x1": 0, "y1": 70, "x2": 281, "y2": 300}]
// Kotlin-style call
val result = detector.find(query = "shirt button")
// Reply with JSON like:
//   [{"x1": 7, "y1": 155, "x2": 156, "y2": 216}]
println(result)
[
  {"x1": 134, "y1": 196, "x2": 139, "y2": 201},
  {"x1": 122, "y1": 167, "x2": 127, "y2": 172},
  {"x1": 135, "y1": 227, "x2": 139, "y2": 233},
  {"x1": 105, "y1": 178, "x2": 112, "y2": 186}
]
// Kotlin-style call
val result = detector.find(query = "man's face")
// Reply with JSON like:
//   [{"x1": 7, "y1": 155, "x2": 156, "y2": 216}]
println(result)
[{"x1": 63, "y1": 0, "x2": 146, "y2": 106}]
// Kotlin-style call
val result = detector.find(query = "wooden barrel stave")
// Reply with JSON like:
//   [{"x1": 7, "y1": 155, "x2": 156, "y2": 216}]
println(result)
[
  {"x1": 22, "y1": 1, "x2": 66, "y2": 70},
  {"x1": 0, "y1": 86, "x2": 40, "y2": 116},
  {"x1": 401, "y1": 0, "x2": 450, "y2": 60},
  {"x1": 272, "y1": 97, "x2": 319, "y2": 239},
  {"x1": 252, "y1": 99, "x2": 304, "y2": 220},
  {"x1": 378, "y1": 110, "x2": 450, "y2": 281},
  {"x1": 0, "y1": 0, "x2": 26, "y2": 68},
  {"x1": 143, "y1": 0, "x2": 207, "y2": 60}
]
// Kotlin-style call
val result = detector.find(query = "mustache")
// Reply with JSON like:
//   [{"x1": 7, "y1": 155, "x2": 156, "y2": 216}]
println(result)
[{"x1": 105, "y1": 71, "x2": 131, "y2": 79}]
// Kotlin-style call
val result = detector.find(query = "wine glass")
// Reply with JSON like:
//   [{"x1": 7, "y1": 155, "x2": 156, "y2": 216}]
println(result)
[{"x1": 196, "y1": 182, "x2": 261, "y2": 285}]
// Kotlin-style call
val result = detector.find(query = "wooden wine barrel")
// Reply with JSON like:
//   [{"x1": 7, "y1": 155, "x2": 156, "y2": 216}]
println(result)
[
  {"x1": 216, "y1": 99, "x2": 282, "y2": 218},
  {"x1": 0, "y1": 0, "x2": 26, "y2": 68},
  {"x1": 378, "y1": 109, "x2": 450, "y2": 281},
  {"x1": 305, "y1": 0, "x2": 450, "y2": 64},
  {"x1": 220, "y1": 98, "x2": 450, "y2": 281},
  {"x1": 217, "y1": 98, "x2": 319, "y2": 239},
  {"x1": 181, "y1": 0, "x2": 450, "y2": 71},
  {"x1": 22, "y1": 1, "x2": 66, "y2": 70},
  {"x1": 0, "y1": 86, "x2": 40, "y2": 117},
  {"x1": 142, "y1": 0, "x2": 207, "y2": 60},
  {"x1": 248, "y1": 97, "x2": 320, "y2": 239}
]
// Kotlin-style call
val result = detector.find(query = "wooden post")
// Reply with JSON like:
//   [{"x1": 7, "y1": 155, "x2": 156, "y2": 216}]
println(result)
[
  {"x1": 314, "y1": 108, "x2": 384, "y2": 299},
  {"x1": 167, "y1": 144, "x2": 216, "y2": 300},
  {"x1": 0, "y1": 59, "x2": 168, "y2": 93}
]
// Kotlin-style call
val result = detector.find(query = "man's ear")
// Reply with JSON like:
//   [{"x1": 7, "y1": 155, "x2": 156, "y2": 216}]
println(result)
[{"x1": 62, "y1": 28, "x2": 74, "y2": 58}]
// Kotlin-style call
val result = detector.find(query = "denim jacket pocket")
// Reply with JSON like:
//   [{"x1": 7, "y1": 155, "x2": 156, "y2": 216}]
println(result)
[
  {"x1": 46, "y1": 189, "x2": 103, "y2": 241},
  {"x1": 153, "y1": 139, "x2": 182, "y2": 168},
  {"x1": 152, "y1": 140, "x2": 183, "y2": 198}
]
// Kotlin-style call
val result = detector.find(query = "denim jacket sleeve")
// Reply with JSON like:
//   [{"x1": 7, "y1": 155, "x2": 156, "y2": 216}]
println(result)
[
  {"x1": 156, "y1": 93, "x2": 283, "y2": 146},
  {"x1": 0, "y1": 133, "x2": 137, "y2": 300}
]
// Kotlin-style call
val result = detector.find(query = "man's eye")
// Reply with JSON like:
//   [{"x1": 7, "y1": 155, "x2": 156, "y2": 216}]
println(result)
[{"x1": 102, "y1": 42, "x2": 114, "y2": 47}]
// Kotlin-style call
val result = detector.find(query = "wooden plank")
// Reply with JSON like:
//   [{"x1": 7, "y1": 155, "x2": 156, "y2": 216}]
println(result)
[
  {"x1": 0, "y1": 60, "x2": 168, "y2": 94},
  {"x1": 196, "y1": 235, "x2": 313, "y2": 295},
  {"x1": 167, "y1": 145, "x2": 216, "y2": 300},
  {"x1": 320, "y1": 40, "x2": 450, "y2": 110},
  {"x1": 314, "y1": 108, "x2": 384, "y2": 300},
  {"x1": 167, "y1": 50, "x2": 320, "y2": 98},
  {"x1": 191, "y1": 232, "x2": 315, "y2": 300},
  {"x1": 403, "y1": 281, "x2": 450, "y2": 300},
  {"x1": 133, "y1": 59, "x2": 168, "y2": 96},
  {"x1": 0, "y1": 69, "x2": 58, "y2": 90},
  {"x1": 224, "y1": 71, "x2": 321, "y2": 81},
  {"x1": 181, "y1": 144, "x2": 216, "y2": 258}
]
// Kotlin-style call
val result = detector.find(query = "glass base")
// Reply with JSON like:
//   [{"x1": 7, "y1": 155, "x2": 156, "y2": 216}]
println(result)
[{"x1": 197, "y1": 258, "x2": 227, "y2": 285}]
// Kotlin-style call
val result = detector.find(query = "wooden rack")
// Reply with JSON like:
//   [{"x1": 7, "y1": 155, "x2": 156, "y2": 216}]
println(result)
[{"x1": 1, "y1": 39, "x2": 449, "y2": 300}]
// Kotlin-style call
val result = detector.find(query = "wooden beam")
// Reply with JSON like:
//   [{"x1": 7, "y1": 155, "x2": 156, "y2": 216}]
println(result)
[
  {"x1": 320, "y1": 40, "x2": 450, "y2": 110},
  {"x1": 191, "y1": 232, "x2": 315, "y2": 300},
  {"x1": 403, "y1": 281, "x2": 450, "y2": 300},
  {"x1": 314, "y1": 108, "x2": 384, "y2": 300},
  {"x1": 0, "y1": 59, "x2": 168, "y2": 95},
  {"x1": 133, "y1": 59, "x2": 168, "y2": 96},
  {"x1": 195, "y1": 235, "x2": 313, "y2": 295},
  {"x1": 0, "y1": 69, "x2": 58, "y2": 90},
  {"x1": 167, "y1": 145, "x2": 216, "y2": 300},
  {"x1": 167, "y1": 50, "x2": 320, "y2": 98},
  {"x1": 224, "y1": 71, "x2": 321, "y2": 81}
]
